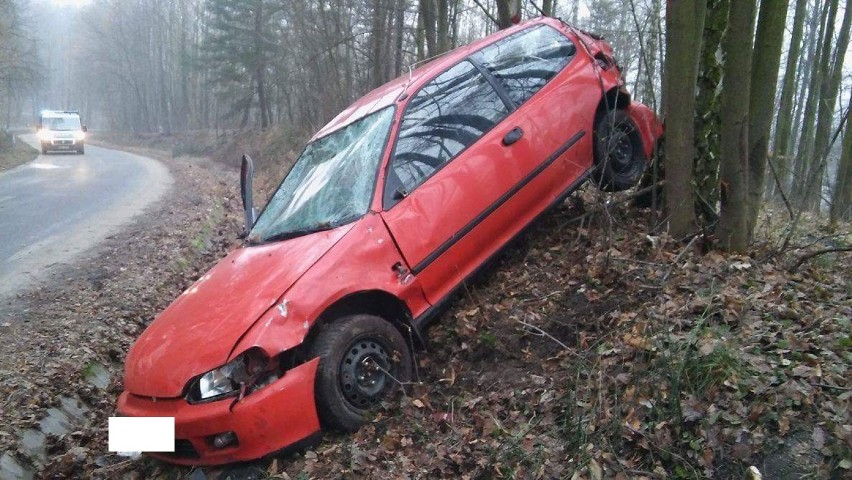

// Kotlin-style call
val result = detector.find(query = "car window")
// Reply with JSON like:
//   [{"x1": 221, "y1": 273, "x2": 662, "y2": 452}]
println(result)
[
  {"x1": 385, "y1": 60, "x2": 509, "y2": 206},
  {"x1": 471, "y1": 25, "x2": 576, "y2": 106}
]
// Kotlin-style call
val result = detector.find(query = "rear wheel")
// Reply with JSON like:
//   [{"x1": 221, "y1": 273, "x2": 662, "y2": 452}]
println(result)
[
  {"x1": 308, "y1": 314, "x2": 411, "y2": 432},
  {"x1": 592, "y1": 109, "x2": 645, "y2": 191}
]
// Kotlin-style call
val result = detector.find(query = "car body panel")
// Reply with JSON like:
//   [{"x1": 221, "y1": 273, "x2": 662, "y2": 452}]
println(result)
[
  {"x1": 117, "y1": 359, "x2": 320, "y2": 465},
  {"x1": 230, "y1": 213, "x2": 431, "y2": 358},
  {"x1": 123, "y1": 225, "x2": 353, "y2": 398}
]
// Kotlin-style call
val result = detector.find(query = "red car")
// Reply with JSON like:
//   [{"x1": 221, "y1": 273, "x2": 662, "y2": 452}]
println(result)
[{"x1": 118, "y1": 17, "x2": 662, "y2": 465}]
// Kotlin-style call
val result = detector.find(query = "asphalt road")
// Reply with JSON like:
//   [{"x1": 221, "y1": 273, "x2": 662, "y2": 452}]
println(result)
[{"x1": 0, "y1": 135, "x2": 172, "y2": 304}]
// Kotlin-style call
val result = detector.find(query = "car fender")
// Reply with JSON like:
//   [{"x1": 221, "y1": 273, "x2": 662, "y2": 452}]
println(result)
[
  {"x1": 627, "y1": 102, "x2": 664, "y2": 160},
  {"x1": 229, "y1": 212, "x2": 431, "y2": 360}
]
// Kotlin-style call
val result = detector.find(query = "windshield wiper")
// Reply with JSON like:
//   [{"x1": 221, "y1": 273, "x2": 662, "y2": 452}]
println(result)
[{"x1": 247, "y1": 223, "x2": 337, "y2": 246}]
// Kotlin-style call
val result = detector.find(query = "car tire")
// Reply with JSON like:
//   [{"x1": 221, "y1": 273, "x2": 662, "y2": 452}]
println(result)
[
  {"x1": 308, "y1": 314, "x2": 412, "y2": 433},
  {"x1": 77, "y1": 146, "x2": 85, "y2": 154},
  {"x1": 41, "y1": 143, "x2": 48, "y2": 155},
  {"x1": 592, "y1": 109, "x2": 645, "y2": 192}
]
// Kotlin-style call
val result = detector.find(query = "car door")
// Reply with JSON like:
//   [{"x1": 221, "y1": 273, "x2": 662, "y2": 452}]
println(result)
[{"x1": 381, "y1": 27, "x2": 590, "y2": 304}]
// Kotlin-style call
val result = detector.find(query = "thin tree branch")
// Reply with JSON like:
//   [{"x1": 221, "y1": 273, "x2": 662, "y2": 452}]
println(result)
[
  {"x1": 471, "y1": 0, "x2": 500, "y2": 26},
  {"x1": 789, "y1": 247, "x2": 852, "y2": 272}
]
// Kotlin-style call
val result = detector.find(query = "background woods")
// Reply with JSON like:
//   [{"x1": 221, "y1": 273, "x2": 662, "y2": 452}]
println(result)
[{"x1": 0, "y1": 0, "x2": 849, "y2": 242}]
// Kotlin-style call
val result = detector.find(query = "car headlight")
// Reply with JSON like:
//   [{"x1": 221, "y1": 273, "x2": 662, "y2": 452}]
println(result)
[
  {"x1": 74, "y1": 131, "x2": 86, "y2": 141},
  {"x1": 186, "y1": 349, "x2": 272, "y2": 404}
]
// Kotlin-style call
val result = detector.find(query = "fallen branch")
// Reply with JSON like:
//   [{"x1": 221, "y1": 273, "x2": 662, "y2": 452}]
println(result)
[
  {"x1": 788, "y1": 247, "x2": 852, "y2": 272},
  {"x1": 558, "y1": 180, "x2": 665, "y2": 229}
]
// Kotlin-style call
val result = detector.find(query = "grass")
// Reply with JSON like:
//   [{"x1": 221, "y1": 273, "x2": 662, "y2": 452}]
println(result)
[{"x1": 0, "y1": 131, "x2": 38, "y2": 172}]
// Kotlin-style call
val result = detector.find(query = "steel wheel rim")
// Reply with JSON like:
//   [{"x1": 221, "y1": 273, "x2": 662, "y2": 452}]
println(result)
[{"x1": 339, "y1": 338, "x2": 392, "y2": 409}]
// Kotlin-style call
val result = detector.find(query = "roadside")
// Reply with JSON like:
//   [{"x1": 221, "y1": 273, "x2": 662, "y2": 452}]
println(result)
[
  {"x1": 0, "y1": 140, "x2": 242, "y2": 479},
  {"x1": 0, "y1": 131, "x2": 37, "y2": 172}
]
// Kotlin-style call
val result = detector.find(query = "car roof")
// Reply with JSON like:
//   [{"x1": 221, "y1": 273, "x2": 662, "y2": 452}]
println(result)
[{"x1": 310, "y1": 17, "x2": 566, "y2": 142}]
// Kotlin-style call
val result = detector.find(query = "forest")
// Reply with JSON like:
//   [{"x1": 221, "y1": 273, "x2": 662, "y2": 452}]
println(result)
[
  {"x1": 1, "y1": 0, "x2": 849, "y2": 239},
  {"x1": 0, "y1": 0, "x2": 850, "y2": 479}
]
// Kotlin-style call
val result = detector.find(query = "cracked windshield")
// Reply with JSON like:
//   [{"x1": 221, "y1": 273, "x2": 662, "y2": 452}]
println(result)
[{"x1": 248, "y1": 107, "x2": 394, "y2": 244}]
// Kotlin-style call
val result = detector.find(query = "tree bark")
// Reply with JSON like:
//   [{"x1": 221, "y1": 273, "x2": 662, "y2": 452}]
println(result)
[
  {"x1": 746, "y1": 0, "x2": 789, "y2": 237},
  {"x1": 770, "y1": 0, "x2": 808, "y2": 199},
  {"x1": 693, "y1": 0, "x2": 729, "y2": 221},
  {"x1": 791, "y1": 1, "x2": 836, "y2": 203},
  {"x1": 716, "y1": 0, "x2": 756, "y2": 252},
  {"x1": 830, "y1": 94, "x2": 852, "y2": 223},
  {"x1": 803, "y1": 0, "x2": 851, "y2": 211},
  {"x1": 663, "y1": 0, "x2": 706, "y2": 238}
]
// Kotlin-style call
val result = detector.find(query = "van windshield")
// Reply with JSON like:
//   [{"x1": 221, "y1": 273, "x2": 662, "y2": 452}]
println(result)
[
  {"x1": 247, "y1": 107, "x2": 394, "y2": 244},
  {"x1": 43, "y1": 117, "x2": 81, "y2": 131}
]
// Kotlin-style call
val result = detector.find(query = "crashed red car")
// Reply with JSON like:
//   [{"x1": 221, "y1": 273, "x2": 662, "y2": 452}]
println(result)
[{"x1": 118, "y1": 17, "x2": 662, "y2": 465}]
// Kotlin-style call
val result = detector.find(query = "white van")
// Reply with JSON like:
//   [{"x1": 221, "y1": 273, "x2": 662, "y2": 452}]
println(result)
[{"x1": 36, "y1": 110, "x2": 87, "y2": 154}]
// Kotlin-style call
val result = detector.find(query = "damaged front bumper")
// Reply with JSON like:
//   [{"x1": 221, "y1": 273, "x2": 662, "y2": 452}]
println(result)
[{"x1": 116, "y1": 359, "x2": 320, "y2": 465}]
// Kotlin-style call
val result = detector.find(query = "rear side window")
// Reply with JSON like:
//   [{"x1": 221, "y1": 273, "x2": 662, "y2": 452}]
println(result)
[
  {"x1": 385, "y1": 60, "x2": 509, "y2": 205},
  {"x1": 471, "y1": 25, "x2": 576, "y2": 106}
]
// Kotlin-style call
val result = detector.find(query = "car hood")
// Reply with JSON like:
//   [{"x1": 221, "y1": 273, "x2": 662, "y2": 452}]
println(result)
[{"x1": 124, "y1": 224, "x2": 353, "y2": 398}]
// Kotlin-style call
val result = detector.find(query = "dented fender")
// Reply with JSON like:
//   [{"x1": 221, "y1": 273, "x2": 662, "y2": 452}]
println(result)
[{"x1": 230, "y1": 213, "x2": 431, "y2": 359}]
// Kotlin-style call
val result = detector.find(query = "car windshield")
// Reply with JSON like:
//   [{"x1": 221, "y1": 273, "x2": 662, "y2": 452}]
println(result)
[
  {"x1": 247, "y1": 107, "x2": 394, "y2": 244},
  {"x1": 43, "y1": 117, "x2": 81, "y2": 131}
]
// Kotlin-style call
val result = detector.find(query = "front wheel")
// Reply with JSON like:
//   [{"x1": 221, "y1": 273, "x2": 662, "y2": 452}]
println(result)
[
  {"x1": 308, "y1": 314, "x2": 412, "y2": 432},
  {"x1": 41, "y1": 143, "x2": 48, "y2": 155},
  {"x1": 77, "y1": 145, "x2": 85, "y2": 155},
  {"x1": 592, "y1": 109, "x2": 645, "y2": 192}
]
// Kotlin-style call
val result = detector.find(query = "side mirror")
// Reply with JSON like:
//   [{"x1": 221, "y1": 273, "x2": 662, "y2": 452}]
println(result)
[
  {"x1": 82, "y1": 125, "x2": 88, "y2": 132},
  {"x1": 240, "y1": 154, "x2": 256, "y2": 238}
]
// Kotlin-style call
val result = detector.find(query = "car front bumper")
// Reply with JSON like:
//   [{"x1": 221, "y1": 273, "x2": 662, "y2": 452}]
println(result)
[
  {"x1": 43, "y1": 139, "x2": 83, "y2": 150},
  {"x1": 116, "y1": 358, "x2": 321, "y2": 465}
]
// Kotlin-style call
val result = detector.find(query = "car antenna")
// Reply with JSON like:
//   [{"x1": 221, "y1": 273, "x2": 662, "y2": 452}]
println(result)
[{"x1": 397, "y1": 49, "x2": 453, "y2": 101}]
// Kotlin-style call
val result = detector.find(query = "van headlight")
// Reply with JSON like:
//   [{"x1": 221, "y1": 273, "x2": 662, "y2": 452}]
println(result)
[
  {"x1": 186, "y1": 349, "x2": 271, "y2": 404},
  {"x1": 38, "y1": 130, "x2": 52, "y2": 141},
  {"x1": 74, "y1": 131, "x2": 86, "y2": 141}
]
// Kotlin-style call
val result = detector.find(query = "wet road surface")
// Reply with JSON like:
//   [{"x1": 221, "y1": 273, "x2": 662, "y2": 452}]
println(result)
[{"x1": 0, "y1": 135, "x2": 172, "y2": 303}]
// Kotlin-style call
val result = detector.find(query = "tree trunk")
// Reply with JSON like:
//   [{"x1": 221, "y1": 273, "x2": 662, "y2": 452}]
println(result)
[
  {"x1": 255, "y1": 2, "x2": 268, "y2": 129},
  {"x1": 716, "y1": 0, "x2": 756, "y2": 252},
  {"x1": 663, "y1": 0, "x2": 706, "y2": 238},
  {"x1": 770, "y1": 0, "x2": 807, "y2": 199},
  {"x1": 746, "y1": 0, "x2": 789, "y2": 237},
  {"x1": 394, "y1": 0, "x2": 406, "y2": 77},
  {"x1": 791, "y1": 1, "x2": 836, "y2": 204},
  {"x1": 437, "y1": 0, "x2": 450, "y2": 54},
  {"x1": 830, "y1": 95, "x2": 852, "y2": 223},
  {"x1": 803, "y1": 0, "x2": 851, "y2": 211},
  {"x1": 420, "y1": 0, "x2": 437, "y2": 57},
  {"x1": 693, "y1": 0, "x2": 729, "y2": 221},
  {"x1": 496, "y1": 0, "x2": 516, "y2": 29}
]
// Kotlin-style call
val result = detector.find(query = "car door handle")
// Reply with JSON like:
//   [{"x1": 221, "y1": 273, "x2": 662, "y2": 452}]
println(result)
[{"x1": 502, "y1": 127, "x2": 524, "y2": 146}]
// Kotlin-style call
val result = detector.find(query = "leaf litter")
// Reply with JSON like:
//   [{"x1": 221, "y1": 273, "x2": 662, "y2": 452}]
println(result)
[{"x1": 0, "y1": 163, "x2": 848, "y2": 479}]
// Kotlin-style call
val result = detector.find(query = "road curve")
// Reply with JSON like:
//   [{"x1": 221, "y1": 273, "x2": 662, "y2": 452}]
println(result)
[{"x1": 0, "y1": 135, "x2": 172, "y2": 304}]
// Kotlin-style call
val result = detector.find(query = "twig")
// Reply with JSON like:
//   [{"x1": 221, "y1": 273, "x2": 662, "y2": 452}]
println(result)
[
  {"x1": 766, "y1": 154, "x2": 795, "y2": 220},
  {"x1": 661, "y1": 234, "x2": 700, "y2": 283},
  {"x1": 528, "y1": 0, "x2": 546, "y2": 16},
  {"x1": 788, "y1": 247, "x2": 852, "y2": 272},
  {"x1": 471, "y1": 0, "x2": 500, "y2": 25},
  {"x1": 558, "y1": 181, "x2": 665, "y2": 229},
  {"x1": 516, "y1": 318, "x2": 575, "y2": 354},
  {"x1": 92, "y1": 459, "x2": 134, "y2": 474}
]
